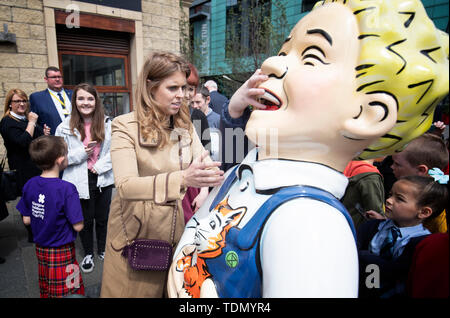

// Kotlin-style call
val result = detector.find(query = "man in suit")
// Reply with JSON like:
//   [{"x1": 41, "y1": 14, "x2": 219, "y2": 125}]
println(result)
[
  {"x1": 204, "y1": 80, "x2": 228, "y2": 115},
  {"x1": 30, "y1": 66, "x2": 72, "y2": 135}
]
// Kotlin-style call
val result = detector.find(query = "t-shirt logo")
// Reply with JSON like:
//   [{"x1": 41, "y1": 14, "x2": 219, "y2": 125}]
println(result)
[{"x1": 32, "y1": 194, "x2": 45, "y2": 220}]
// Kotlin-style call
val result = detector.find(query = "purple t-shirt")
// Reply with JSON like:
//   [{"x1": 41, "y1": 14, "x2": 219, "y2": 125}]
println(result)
[{"x1": 16, "y1": 176, "x2": 83, "y2": 247}]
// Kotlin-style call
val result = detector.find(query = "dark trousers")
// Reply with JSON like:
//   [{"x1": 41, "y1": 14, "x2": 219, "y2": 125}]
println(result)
[{"x1": 79, "y1": 171, "x2": 113, "y2": 256}]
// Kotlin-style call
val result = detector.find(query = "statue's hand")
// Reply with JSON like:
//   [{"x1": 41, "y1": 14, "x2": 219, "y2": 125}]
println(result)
[{"x1": 228, "y1": 69, "x2": 268, "y2": 118}]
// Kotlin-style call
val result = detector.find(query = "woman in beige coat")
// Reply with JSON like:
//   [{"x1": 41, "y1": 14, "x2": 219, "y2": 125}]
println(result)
[{"x1": 100, "y1": 52, "x2": 224, "y2": 297}]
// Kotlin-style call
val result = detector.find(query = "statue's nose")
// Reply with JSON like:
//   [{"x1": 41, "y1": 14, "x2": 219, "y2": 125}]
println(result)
[{"x1": 261, "y1": 55, "x2": 288, "y2": 79}]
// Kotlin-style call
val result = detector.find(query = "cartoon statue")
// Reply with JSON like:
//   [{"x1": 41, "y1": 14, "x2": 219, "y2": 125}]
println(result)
[{"x1": 168, "y1": 0, "x2": 449, "y2": 297}]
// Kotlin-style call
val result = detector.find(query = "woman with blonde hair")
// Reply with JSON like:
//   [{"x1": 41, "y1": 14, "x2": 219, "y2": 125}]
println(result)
[
  {"x1": 101, "y1": 51, "x2": 224, "y2": 297},
  {"x1": 0, "y1": 88, "x2": 50, "y2": 241}
]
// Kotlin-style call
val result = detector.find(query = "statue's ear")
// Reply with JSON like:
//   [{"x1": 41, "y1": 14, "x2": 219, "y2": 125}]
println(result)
[{"x1": 343, "y1": 91, "x2": 398, "y2": 140}]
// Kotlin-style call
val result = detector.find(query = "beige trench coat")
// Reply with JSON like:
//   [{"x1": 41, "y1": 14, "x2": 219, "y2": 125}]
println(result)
[{"x1": 100, "y1": 112, "x2": 205, "y2": 298}]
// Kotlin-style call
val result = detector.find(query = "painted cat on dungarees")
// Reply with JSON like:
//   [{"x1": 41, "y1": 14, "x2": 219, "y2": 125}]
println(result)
[{"x1": 174, "y1": 198, "x2": 246, "y2": 297}]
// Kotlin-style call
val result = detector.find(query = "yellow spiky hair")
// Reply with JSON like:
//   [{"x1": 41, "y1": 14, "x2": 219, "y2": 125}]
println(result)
[{"x1": 314, "y1": 0, "x2": 449, "y2": 159}]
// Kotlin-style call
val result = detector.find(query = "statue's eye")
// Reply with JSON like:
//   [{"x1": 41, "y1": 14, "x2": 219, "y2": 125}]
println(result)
[
  {"x1": 209, "y1": 220, "x2": 216, "y2": 230},
  {"x1": 301, "y1": 45, "x2": 329, "y2": 66}
]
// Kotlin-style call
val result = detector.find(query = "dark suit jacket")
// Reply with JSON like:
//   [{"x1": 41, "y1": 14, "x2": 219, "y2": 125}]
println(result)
[
  {"x1": 29, "y1": 89, "x2": 72, "y2": 135},
  {"x1": 0, "y1": 115, "x2": 44, "y2": 192},
  {"x1": 219, "y1": 102, "x2": 252, "y2": 172},
  {"x1": 209, "y1": 91, "x2": 228, "y2": 115},
  {"x1": 357, "y1": 219, "x2": 428, "y2": 298}
]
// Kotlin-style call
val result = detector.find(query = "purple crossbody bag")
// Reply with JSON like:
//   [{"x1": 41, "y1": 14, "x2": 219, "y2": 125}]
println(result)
[
  {"x1": 120, "y1": 135, "x2": 184, "y2": 271},
  {"x1": 120, "y1": 204, "x2": 177, "y2": 271}
]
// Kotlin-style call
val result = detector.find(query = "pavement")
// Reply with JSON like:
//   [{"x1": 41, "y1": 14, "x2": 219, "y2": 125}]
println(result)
[{"x1": 0, "y1": 197, "x2": 106, "y2": 298}]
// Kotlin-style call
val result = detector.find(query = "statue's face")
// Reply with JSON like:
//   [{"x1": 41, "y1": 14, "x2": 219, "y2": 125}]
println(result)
[{"x1": 246, "y1": 3, "x2": 363, "y2": 160}]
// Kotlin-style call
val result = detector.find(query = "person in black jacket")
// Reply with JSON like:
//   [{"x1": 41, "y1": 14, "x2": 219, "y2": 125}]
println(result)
[
  {"x1": 204, "y1": 80, "x2": 228, "y2": 115},
  {"x1": 0, "y1": 88, "x2": 50, "y2": 241}
]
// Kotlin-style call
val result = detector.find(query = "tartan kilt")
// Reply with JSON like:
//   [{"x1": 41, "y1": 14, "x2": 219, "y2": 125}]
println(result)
[{"x1": 35, "y1": 242, "x2": 85, "y2": 298}]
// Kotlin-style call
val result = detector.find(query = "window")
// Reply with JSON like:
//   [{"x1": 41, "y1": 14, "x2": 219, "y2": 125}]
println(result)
[
  {"x1": 226, "y1": 0, "x2": 271, "y2": 57},
  {"x1": 61, "y1": 53, "x2": 130, "y2": 117},
  {"x1": 55, "y1": 11, "x2": 133, "y2": 117}
]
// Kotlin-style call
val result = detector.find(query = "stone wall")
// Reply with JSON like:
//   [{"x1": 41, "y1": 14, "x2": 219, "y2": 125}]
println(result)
[
  {"x1": 0, "y1": 0, "x2": 46, "y2": 158},
  {"x1": 0, "y1": 0, "x2": 48, "y2": 112},
  {"x1": 0, "y1": 0, "x2": 193, "y2": 158},
  {"x1": 142, "y1": 0, "x2": 182, "y2": 55}
]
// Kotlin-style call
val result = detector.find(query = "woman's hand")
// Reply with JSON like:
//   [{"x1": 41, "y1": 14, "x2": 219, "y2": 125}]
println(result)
[
  {"x1": 27, "y1": 111, "x2": 38, "y2": 125},
  {"x1": 228, "y1": 69, "x2": 268, "y2": 118},
  {"x1": 85, "y1": 141, "x2": 97, "y2": 156},
  {"x1": 191, "y1": 187, "x2": 209, "y2": 212},
  {"x1": 25, "y1": 112, "x2": 39, "y2": 136},
  {"x1": 182, "y1": 151, "x2": 224, "y2": 188}
]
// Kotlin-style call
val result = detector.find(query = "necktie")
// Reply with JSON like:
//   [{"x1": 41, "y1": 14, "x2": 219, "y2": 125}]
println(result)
[
  {"x1": 57, "y1": 92, "x2": 68, "y2": 117},
  {"x1": 379, "y1": 227, "x2": 401, "y2": 259}
]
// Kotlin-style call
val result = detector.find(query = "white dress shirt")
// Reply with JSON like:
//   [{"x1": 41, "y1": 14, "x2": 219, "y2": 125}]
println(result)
[{"x1": 47, "y1": 88, "x2": 72, "y2": 120}]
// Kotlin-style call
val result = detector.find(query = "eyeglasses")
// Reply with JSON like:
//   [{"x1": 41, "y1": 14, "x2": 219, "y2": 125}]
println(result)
[
  {"x1": 11, "y1": 100, "x2": 28, "y2": 104},
  {"x1": 47, "y1": 76, "x2": 63, "y2": 79}
]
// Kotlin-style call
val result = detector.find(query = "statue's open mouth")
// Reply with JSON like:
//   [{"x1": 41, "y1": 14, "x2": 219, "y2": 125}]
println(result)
[{"x1": 259, "y1": 89, "x2": 281, "y2": 111}]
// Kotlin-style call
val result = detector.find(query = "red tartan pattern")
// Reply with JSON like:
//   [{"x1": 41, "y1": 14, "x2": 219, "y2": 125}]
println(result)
[{"x1": 35, "y1": 242, "x2": 85, "y2": 298}]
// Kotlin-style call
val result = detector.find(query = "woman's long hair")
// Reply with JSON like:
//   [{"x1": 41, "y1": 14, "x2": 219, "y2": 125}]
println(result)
[
  {"x1": 3, "y1": 88, "x2": 29, "y2": 119},
  {"x1": 70, "y1": 83, "x2": 105, "y2": 143},
  {"x1": 135, "y1": 51, "x2": 192, "y2": 148}
]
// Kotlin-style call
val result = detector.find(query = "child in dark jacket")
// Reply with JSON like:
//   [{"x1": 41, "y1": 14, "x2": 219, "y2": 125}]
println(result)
[{"x1": 357, "y1": 174, "x2": 448, "y2": 298}]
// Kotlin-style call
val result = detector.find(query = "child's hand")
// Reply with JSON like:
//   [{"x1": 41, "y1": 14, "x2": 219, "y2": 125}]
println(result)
[
  {"x1": 22, "y1": 216, "x2": 31, "y2": 226},
  {"x1": 365, "y1": 210, "x2": 386, "y2": 220},
  {"x1": 72, "y1": 221, "x2": 84, "y2": 232},
  {"x1": 228, "y1": 69, "x2": 268, "y2": 118}
]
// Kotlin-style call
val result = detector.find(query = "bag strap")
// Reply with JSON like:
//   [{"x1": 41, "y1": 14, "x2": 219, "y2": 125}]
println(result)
[
  {"x1": 119, "y1": 203, "x2": 132, "y2": 247},
  {"x1": 237, "y1": 185, "x2": 357, "y2": 250},
  {"x1": 119, "y1": 134, "x2": 183, "y2": 248}
]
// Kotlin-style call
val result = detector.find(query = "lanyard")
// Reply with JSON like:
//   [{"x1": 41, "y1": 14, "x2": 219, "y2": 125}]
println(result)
[
  {"x1": 49, "y1": 90, "x2": 70, "y2": 115},
  {"x1": 49, "y1": 90, "x2": 65, "y2": 106}
]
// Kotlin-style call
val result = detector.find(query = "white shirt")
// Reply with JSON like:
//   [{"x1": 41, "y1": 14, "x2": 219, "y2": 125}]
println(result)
[
  {"x1": 175, "y1": 148, "x2": 359, "y2": 297},
  {"x1": 10, "y1": 111, "x2": 26, "y2": 121},
  {"x1": 47, "y1": 88, "x2": 72, "y2": 121},
  {"x1": 370, "y1": 219, "x2": 430, "y2": 259}
]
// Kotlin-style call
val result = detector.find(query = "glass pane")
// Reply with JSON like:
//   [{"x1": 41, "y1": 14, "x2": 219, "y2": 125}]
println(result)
[
  {"x1": 100, "y1": 93, "x2": 130, "y2": 118},
  {"x1": 62, "y1": 54, "x2": 126, "y2": 86}
]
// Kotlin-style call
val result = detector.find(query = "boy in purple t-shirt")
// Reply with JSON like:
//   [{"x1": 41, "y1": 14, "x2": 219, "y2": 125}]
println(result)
[{"x1": 16, "y1": 135, "x2": 85, "y2": 298}]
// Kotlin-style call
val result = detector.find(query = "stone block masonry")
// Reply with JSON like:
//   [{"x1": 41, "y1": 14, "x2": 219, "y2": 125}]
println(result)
[{"x1": 0, "y1": 0, "x2": 192, "y2": 159}]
